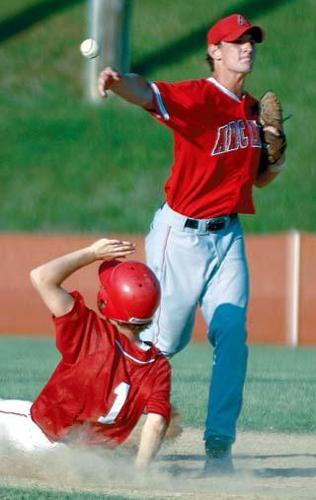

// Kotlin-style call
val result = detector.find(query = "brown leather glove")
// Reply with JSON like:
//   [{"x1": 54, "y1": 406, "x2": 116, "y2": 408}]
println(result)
[{"x1": 258, "y1": 91, "x2": 287, "y2": 173}]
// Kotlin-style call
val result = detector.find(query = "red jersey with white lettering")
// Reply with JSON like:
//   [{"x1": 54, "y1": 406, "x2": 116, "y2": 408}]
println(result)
[
  {"x1": 150, "y1": 77, "x2": 262, "y2": 218},
  {"x1": 31, "y1": 292, "x2": 171, "y2": 447}
]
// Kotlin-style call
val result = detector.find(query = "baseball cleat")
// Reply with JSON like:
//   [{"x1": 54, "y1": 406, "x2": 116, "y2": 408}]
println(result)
[{"x1": 201, "y1": 438, "x2": 235, "y2": 477}]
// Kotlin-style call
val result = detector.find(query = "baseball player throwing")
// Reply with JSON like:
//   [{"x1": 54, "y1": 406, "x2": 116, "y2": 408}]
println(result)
[
  {"x1": 0, "y1": 238, "x2": 171, "y2": 468},
  {"x1": 98, "y1": 13, "x2": 286, "y2": 474}
]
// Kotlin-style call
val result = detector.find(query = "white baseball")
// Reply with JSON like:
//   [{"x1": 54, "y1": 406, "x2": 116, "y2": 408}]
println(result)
[{"x1": 80, "y1": 38, "x2": 100, "y2": 59}]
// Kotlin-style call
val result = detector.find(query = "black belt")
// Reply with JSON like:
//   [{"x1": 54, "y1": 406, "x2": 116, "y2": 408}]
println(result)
[{"x1": 184, "y1": 213, "x2": 237, "y2": 232}]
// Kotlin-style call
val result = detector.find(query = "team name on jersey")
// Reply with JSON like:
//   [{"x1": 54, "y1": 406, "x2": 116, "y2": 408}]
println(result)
[{"x1": 211, "y1": 119, "x2": 261, "y2": 156}]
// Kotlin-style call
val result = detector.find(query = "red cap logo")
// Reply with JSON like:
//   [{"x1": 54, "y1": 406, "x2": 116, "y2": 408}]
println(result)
[
  {"x1": 238, "y1": 15, "x2": 248, "y2": 26},
  {"x1": 206, "y1": 13, "x2": 264, "y2": 45}
]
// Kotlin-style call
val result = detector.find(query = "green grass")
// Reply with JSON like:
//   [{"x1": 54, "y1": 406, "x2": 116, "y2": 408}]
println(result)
[
  {"x1": 0, "y1": 0, "x2": 315, "y2": 234},
  {"x1": 171, "y1": 342, "x2": 316, "y2": 432},
  {"x1": 0, "y1": 487, "x2": 128, "y2": 500},
  {"x1": 1, "y1": 337, "x2": 315, "y2": 433}
]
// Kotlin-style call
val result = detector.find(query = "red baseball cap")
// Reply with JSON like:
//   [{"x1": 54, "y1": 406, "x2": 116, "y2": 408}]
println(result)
[{"x1": 207, "y1": 13, "x2": 264, "y2": 45}]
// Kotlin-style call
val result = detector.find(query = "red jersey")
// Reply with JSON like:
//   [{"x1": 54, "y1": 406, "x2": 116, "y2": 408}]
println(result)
[
  {"x1": 31, "y1": 292, "x2": 171, "y2": 447},
  {"x1": 150, "y1": 77, "x2": 262, "y2": 218}
]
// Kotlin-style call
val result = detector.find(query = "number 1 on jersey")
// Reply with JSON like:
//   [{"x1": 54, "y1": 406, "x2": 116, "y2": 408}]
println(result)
[{"x1": 97, "y1": 382, "x2": 130, "y2": 424}]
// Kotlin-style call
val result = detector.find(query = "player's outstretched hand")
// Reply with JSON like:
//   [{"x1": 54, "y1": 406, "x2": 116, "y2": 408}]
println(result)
[
  {"x1": 98, "y1": 67, "x2": 122, "y2": 97},
  {"x1": 90, "y1": 238, "x2": 136, "y2": 261}
]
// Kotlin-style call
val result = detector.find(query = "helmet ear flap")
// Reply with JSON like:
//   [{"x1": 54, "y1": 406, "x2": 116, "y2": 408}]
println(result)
[{"x1": 97, "y1": 287, "x2": 108, "y2": 316}]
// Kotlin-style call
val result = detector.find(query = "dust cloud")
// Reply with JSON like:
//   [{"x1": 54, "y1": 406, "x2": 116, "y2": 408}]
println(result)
[{"x1": 1, "y1": 429, "x2": 316, "y2": 499}]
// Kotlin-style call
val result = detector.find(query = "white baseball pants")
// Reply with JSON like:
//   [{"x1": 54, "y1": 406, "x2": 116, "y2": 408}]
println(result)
[
  {"x1": 0, "y1": 399, "x2": 60, "y2": 452},
  {"x1": 141, "y1": 203, "x2": 249, "y2": 444}
]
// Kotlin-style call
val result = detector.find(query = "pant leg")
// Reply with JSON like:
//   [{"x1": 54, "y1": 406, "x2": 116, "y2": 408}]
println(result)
[
  {"x1": 141, "y1": 206, "x2": 218, "y2": 355},
  {"x1": 200, "y1": 219, "x2": 249, "y2": 444},
  {"x1": 0, "y1": 399, "x2": 60, "y2": 451}
]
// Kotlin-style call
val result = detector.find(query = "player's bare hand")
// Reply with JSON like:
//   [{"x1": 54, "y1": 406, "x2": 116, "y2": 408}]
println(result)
[
  {"x1": 98, "y1": 67, "x2": 121, "y2": 98},
  {"x1": 90, "y1": 238, "x2": 136, "y2": 261}
]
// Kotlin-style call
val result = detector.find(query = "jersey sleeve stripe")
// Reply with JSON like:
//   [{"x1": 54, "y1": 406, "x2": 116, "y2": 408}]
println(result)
[{"x1": 149, "y1": 82, "x2": 170, "y2": 121}]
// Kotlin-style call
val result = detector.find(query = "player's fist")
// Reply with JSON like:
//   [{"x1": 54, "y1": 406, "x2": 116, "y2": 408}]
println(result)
[
  {"x1": 90, "y1": 238, "x2": 136, "y2": 261},
  {"x1": 98, "y1": 67, "x2": 121, "y2": 97}
]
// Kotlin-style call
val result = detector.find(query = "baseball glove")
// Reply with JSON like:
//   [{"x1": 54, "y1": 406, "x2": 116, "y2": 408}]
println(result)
[{"x1": 258, "y1": 90, "x2": 287, "y2": 172}]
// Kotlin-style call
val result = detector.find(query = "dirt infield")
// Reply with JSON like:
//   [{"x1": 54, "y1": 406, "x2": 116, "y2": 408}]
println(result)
[{"x1": 1, "y1": 428, "x2": 316, "y2": 499}]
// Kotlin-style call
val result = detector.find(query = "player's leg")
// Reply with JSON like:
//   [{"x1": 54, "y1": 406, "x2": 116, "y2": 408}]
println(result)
[
  {"x1": 200, "y1": 219, "x2": 249, "y2": 473},
  {"x1": 142, "y1": 217, "x2": 199, "y2": 354},
  {"x1": 0, "y1": 400, "x2": 59, "y2": 451},
  {"x1": 141, "y1": 205, "x2": 217, "y2": 355}
]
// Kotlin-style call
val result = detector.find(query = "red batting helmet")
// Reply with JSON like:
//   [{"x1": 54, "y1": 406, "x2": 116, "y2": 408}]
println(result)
[{"x1": 97, "y1": 260, "x2": 161, "y2": 324}]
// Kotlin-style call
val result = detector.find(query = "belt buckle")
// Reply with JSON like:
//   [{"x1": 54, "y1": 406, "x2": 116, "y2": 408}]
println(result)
[{"x1": 206, "y1": 217, "x2": 226, "y2": 232}]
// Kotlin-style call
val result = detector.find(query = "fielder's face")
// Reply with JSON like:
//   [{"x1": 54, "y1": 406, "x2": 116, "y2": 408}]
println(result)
[{"x1": 210, "y1": 33, "x2": 257, "y2": 75}]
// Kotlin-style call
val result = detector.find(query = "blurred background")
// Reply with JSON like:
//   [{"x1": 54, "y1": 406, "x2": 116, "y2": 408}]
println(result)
[
  {"x1": 0, "y1": 0, "x2": 315, "y2": 343},
  {"x1": 0, "y1": 0, "x2": 315, "y2": 233}
]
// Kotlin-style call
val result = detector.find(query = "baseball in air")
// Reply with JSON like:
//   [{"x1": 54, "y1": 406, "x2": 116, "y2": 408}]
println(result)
[{"x1": 80, "y1": 38, "x2": 100, "y2": 59}]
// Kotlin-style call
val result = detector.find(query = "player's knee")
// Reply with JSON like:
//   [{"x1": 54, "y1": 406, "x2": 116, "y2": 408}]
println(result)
[
  {"x1": 207, "y1": 304, "x2": 247, "y2": 346},
  {"x1": 157, "y1": 326, "x2": 193, "y2": 355}
]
